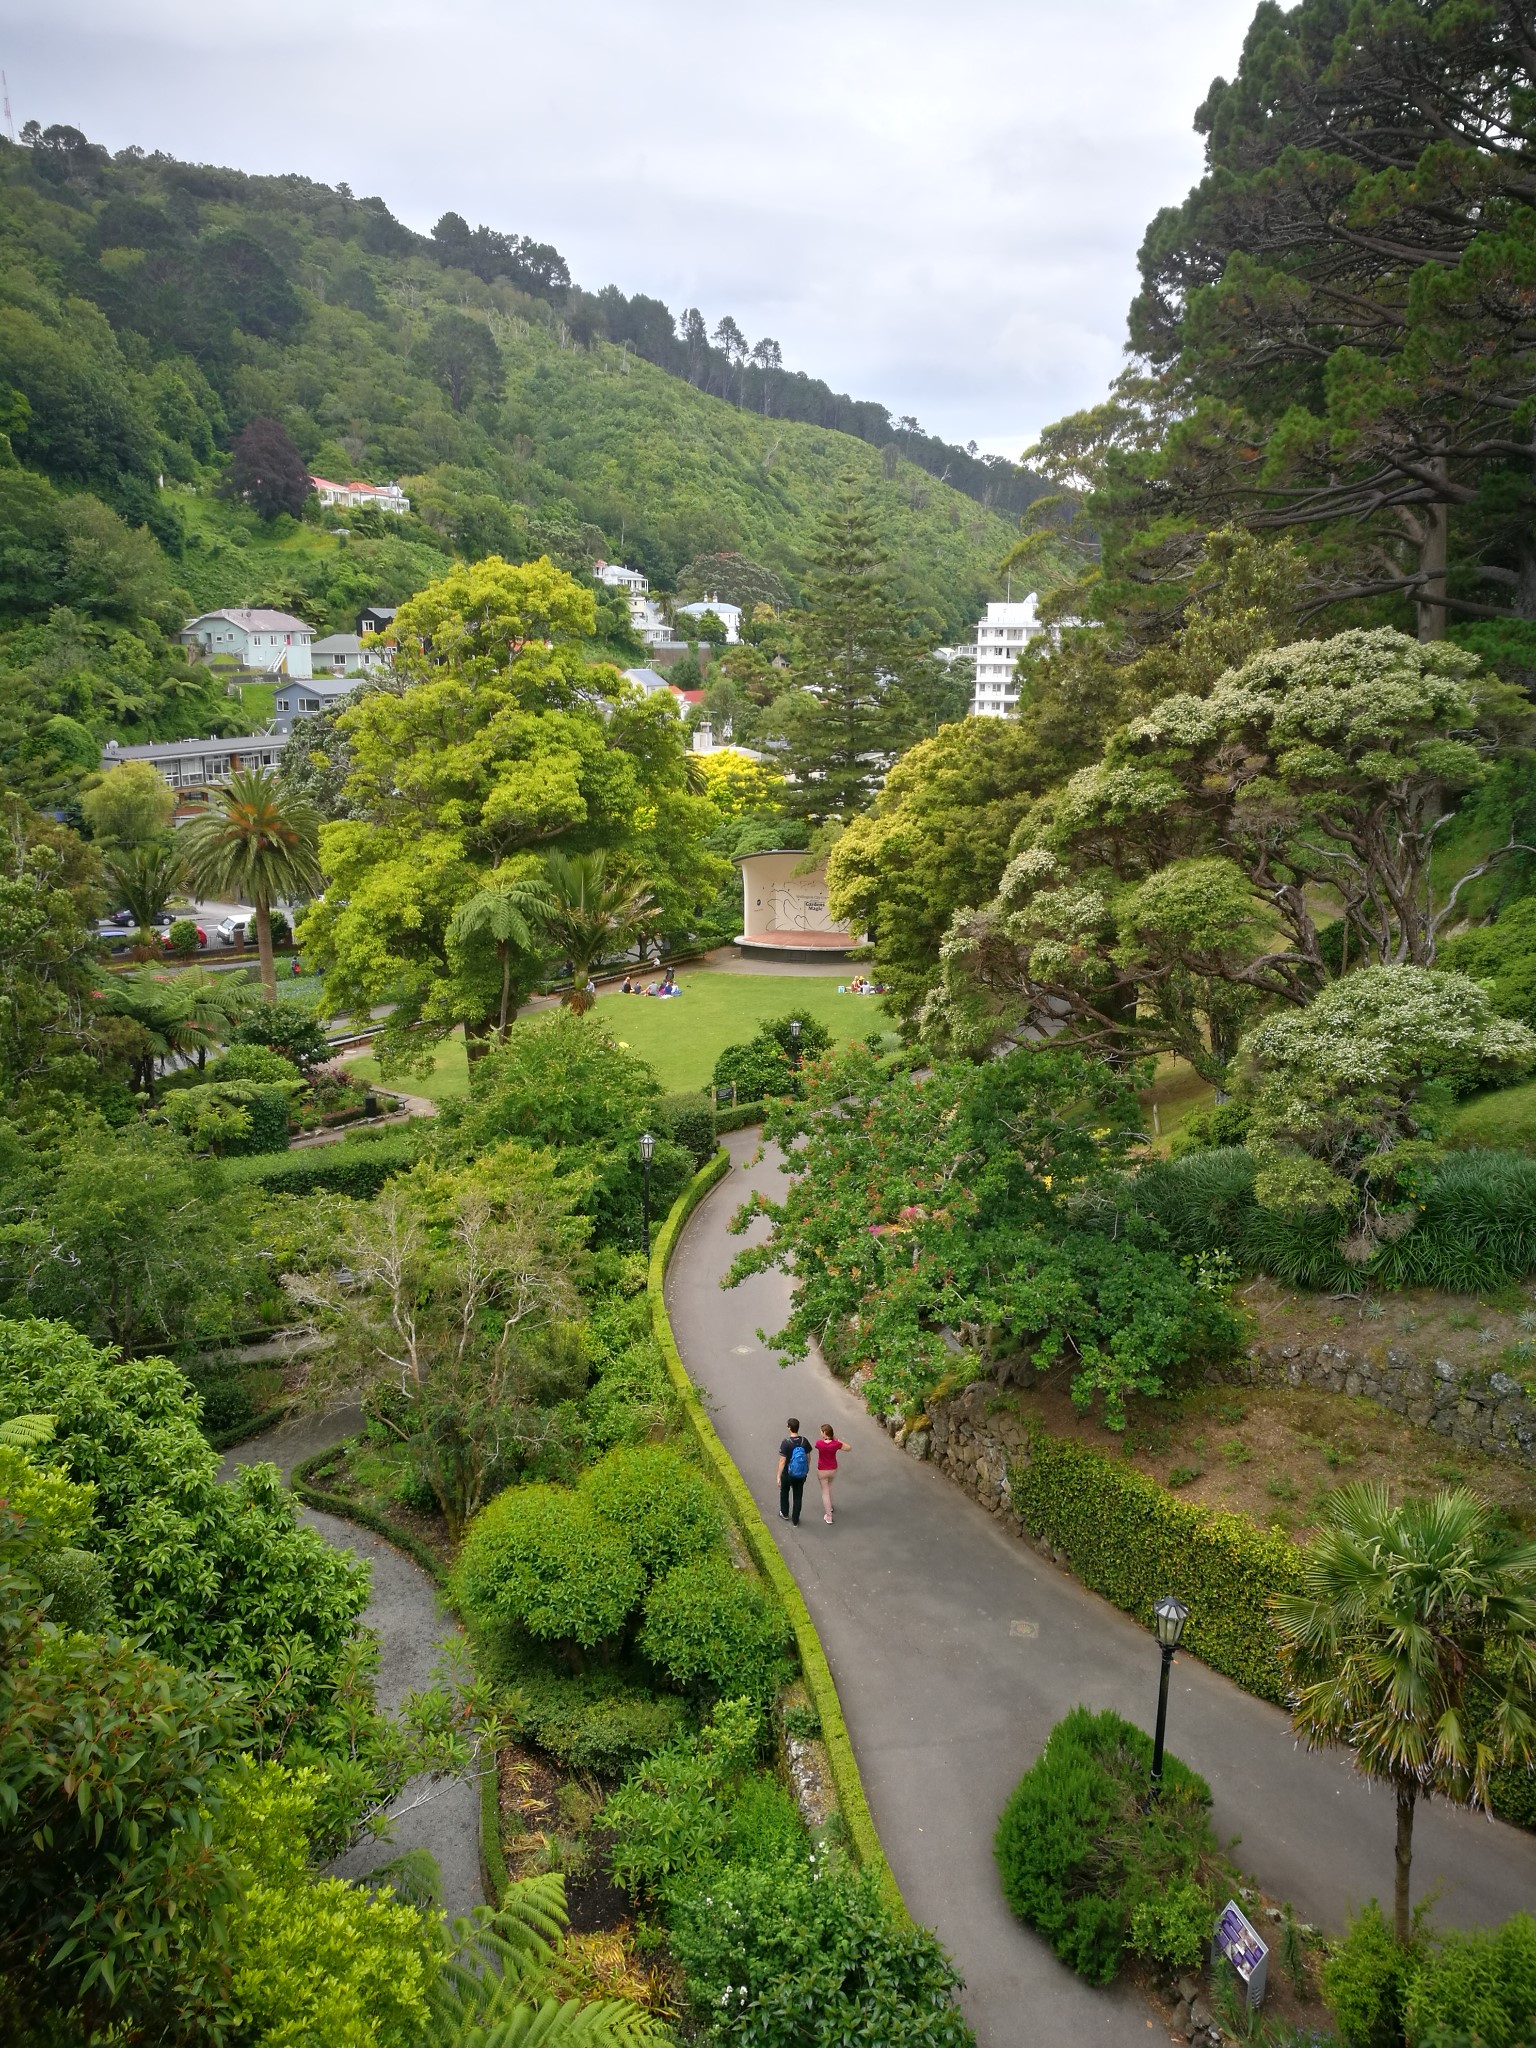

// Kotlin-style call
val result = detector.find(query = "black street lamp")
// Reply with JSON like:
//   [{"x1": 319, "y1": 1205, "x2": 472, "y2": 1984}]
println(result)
[
  {"x1": 789, "y1": 1017, "x2": 801, "y2": 1068},
  {"x1": 1148, "y1": 1595, "x2": 1189, "y2": 1800},
  {"x1": 639, "y1": 1130, "x2": 655, "y2": 1258}
]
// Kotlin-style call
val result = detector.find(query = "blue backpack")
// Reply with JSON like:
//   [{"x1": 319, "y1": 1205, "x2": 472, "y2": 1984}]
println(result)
[{"x1": 787, "y1": 1437, "x2": 809, "y2": 1480}]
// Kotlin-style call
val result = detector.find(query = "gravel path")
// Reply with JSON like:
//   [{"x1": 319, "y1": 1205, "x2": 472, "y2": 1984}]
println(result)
[
  {"x1": 666, "y1": 1131, "x2": 1536, "y2": 2048},
  {"x1": 220, "y1": 1408, "x2": 484, "y2": 1916}
]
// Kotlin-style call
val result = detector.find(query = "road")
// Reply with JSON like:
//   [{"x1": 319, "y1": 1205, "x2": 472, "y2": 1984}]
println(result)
[
  {"x1": 666, "y1": 1133, "x2": 1536, "y2": 2048},
  {"x1": 220, "y1": 1408, "x2": 483, "y2": 1917}
]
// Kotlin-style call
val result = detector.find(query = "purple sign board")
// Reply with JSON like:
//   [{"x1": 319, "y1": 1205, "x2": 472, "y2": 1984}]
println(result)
[{"x1": 1212, "y1": 1900, "x2": 1269, "y2": 2008}]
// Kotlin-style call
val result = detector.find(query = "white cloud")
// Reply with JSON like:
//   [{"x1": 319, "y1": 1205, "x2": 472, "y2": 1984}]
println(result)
[{"x1": 6, "y1": 0, "x2": 1255, "y2": 452}]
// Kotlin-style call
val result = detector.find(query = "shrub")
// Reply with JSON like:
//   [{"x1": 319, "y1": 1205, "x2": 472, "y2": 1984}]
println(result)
[
  {"x1": 657, "y1": 1091, "x2": 716, "y2": 1172},
  {"x1": 1009, "y1": 1433, "x2": 1303, "y2": 1702},
  {"x1": 1374, "y1": 1150, "x2": 1536, "y2": 1293},
  {"x1": 580, "y1": 1444, "x2": 723, "y2": 1582},
  {"x1": 1167, "y1": 1102, "x2": 1253, "y2": 1158},
  {"x1": 639, "y1": 1555, "x2": 791, "y2": 1699},
  {"x1": 509, "y1": 1670, "x2": 692, "y2": 1773},
  {"x1": 993, "y1": 1706, "x2": 1214, "y2": 1984},
  {"x1": 1128, "y1": 1876, "x2": 1213, "y2": 1975},
  {"x1": 166, "y1": 916, "x2": 200, "y2": 959},
  {"x1": 1321, "y1": 1902, "x2": 1413, "y2": 2048},
  {"x1": 218, "y1": 1083, "x2": 294, "y2": 1156},
  {"x1": 455, "y1": 1482, "x2": 643, "y2": 1651},
  {"x1": 1133, "y1": 1147, "x2": 1258, "y2": 1258},
  {"x1": 206, "y1": 1044, "x2": 301, "y2": 1086},
  {"x1": 230, "y1": 996, "x2": 330, "y2": 1070},
  {"x1": 755, "y1": 1012, "x2": 833, "y2": 1062},
  {"x1": 1405, "y1": 1913, "x2": 1536, "y2": 2048},
  {"x1": 713, "y1": 1035, "x2": 796, "y2": 1103},
  {"x1": 217, "y1": 1130, "x2": 418, "y2": 1197},
  {"x1": 0, "y1": 1318, "x2": 367, "y2": 1725}
]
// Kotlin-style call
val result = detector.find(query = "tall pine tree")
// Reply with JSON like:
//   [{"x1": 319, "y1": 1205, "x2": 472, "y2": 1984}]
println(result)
[{"x1": 771, "y1": 490, "x2": 948, "y2": 822}]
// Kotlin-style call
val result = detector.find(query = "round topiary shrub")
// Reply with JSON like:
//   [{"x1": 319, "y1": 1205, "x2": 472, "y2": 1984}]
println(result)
[
  {"x1": 580, "y1": 1445, "x2": 724, "y2": 1583},
  {"x1": 994, "y1": 1705, "x2": 1214, "y2": 1985},
  {"x1": 456, "y1": 1483, "x2": 643, "y2": 1650},
  {"x1": 638, "y1": 1553, "x2": 790, "y2": 1698},
  {"x1": 205, "y1": 1043, "x2": 302, "y2": 1086}
]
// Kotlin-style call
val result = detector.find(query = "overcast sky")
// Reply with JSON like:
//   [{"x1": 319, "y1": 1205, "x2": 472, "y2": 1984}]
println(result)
[{"x1": 6, "y1": 0, "x2": 1256, "y2": 456}]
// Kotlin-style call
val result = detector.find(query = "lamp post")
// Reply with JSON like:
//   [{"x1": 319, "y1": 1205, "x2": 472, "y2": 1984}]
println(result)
[
  {"x1": 1148, "y1": 1594, "x2": 1189, "y2": 1801},
  {"x1": 639, "y1": 1130, "x2": 655, "y2": 1258},
  {"x1": 789, "y1": 1017, "x2": 801, "y2": 1069}
]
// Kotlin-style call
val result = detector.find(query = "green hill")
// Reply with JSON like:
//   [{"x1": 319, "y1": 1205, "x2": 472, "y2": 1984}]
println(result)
[{"x1": 0, "y1": 130, "x2": 1016, "y2": 633}]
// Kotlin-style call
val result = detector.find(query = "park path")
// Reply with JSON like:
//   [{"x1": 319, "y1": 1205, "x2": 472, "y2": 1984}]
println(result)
[
  {"x1": 667, "y1": 1132, "x2": 1536, "y2": 2048},
  {"x1": 219, "y1": 1409, "x2": 483, "y2": 1917}
]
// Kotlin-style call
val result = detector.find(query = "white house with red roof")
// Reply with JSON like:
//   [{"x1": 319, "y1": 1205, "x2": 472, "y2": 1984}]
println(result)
[
  {"x1": 181, "y1": 609, "x2": 315, "y2": 677},
  {"x1": 310, "y1": 475, "x2": 411, "y2": 516}
]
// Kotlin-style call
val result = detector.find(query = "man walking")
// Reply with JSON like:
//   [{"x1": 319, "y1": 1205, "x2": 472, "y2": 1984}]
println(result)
[{"x1": 777, "y1": 1416, "x2": 812, "y2": 1526}]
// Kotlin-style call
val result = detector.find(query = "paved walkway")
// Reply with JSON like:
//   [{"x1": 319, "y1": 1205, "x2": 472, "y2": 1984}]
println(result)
[
  {"x1": 220, "y1": 1409, "x2": 483, "y2": 1916},
  {"x1": 667, "y1": 1133, "x2": 1536, "y2": 2048}
]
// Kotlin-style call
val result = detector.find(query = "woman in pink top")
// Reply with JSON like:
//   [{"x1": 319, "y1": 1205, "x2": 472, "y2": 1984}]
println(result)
[{"x1": 815, "y1": 1423, "x2": 849, "y2": 1524}]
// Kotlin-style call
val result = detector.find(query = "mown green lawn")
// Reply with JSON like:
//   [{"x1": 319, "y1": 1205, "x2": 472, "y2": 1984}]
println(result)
[
  {"x1": 343, "y1": 976, "x2": 887, "y2": 1100},
  {"x1": 1443, "y1": 1076, "x2": 1536, "y2": 1154},
  {"x1": 591, "y1": 973, "x2": 883, "y2": 1093}
]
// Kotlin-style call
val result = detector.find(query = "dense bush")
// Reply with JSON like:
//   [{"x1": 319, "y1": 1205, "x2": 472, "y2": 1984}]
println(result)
[
  {"x1": 580, "y1": 1444, "x2": 723, "y2": 1580},
  {"x1": 217, "y1": 1083, "x2": 293, "y2": 1156},
  {"x1": 506, "y1": 1669, "x2": 692, "y2": 1774},
  {"x1": 1375, "y1": 1150, "x2": 1536, "y2": 1293},
  {"x1": 1166, "y1": 1101, "x2": 1253, "y2": 1159},
  {"x1": 657, "y1": 1091, "x2": 717, "y2": 1172},
  {"x1": 455, "y1": 1483, "x2": 642, "y2": 1652},
  {"x1": 1404, "y1": 1913, "x2": 1536, "y2": 2048},
  {"x1": 1132, "y1": 1146, "x2": 1259, "y2": 1258},
  {"x1": 993, "y1": 1706, "x2": 1214, "y2": 1984},
  {"x1": 756, "y1": 1013, "x2": 834, "y2": 1062},
  {"x1": 1321, "y1": 1902, "x2": 1413, "y2": 2048},
  {"x1": 205, "y1": 1043, "x2": 301, "y2": 1086},
  {"x1": 1009, "y1": 1432, "x2": 1302, "y2": 1703},
  {"x1": 713, "y1": 1034, "x2": 796, "y2": 1103},
  {"x1": 229, "y1": 996, "x2": 330, "y2": 1070},
  {"x1": 0, "y1": 1317, "x2": 368, "y2": 1725},
  {"x1": 640, "y1": 1554, "x2": 791, "y2": 1700},
  {"x1": 217, "y1": 1129, "x2": 418, "y2": 1197}
]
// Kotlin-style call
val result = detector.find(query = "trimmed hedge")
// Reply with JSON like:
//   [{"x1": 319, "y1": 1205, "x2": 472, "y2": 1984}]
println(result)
[
  {"x1": 219, "y1": 1130, "x2": 419, "y2": 1197},
  {"x1": 649, "y1": 1152, "x2": 907, "y2": 1919},
  {"x1": 1009, "y1": 1431, "x2": 1303, "y2": 1704}
]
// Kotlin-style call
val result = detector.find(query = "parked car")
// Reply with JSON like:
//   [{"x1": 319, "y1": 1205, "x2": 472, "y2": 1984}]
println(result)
[
  {"x1": 102, "y1": 908, "x2": 136, "y2": 929},
  {"x1": 216, "y1": 911, "x2": 257, "y2": 945}
]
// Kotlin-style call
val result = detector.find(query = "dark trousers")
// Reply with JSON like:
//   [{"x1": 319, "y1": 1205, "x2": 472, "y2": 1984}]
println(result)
[{"x1": 779, "y1": 1472, "x2": 805, "y2": 1524}]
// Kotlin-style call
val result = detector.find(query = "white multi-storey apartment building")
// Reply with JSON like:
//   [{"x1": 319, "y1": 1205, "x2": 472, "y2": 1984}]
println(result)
[
  {"x1": 970, "y1": 595, "x2": 1041, "y2": 715},
  {"x1": 596, "y1": 561, "x2": 680, "y2": 649}
]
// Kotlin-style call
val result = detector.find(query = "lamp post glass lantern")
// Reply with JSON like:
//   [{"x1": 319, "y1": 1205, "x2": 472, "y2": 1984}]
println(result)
[
  {"x1": 790, "y1": 1017, "x2": 801, "y2": 1068},
  {"x1": 1148, "y1": 1595, "x2": 1188, "y2": 1797},
  {"x1": 639, "y1": 1130, "x2": 655, "y2": 1257}
]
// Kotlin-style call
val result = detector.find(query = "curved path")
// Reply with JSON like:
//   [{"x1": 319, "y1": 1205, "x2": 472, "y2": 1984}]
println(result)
[
  {"x1": 220, "y1": 1409, "x2": 483, "y2": 1917},
  {"x1": 668, "y1": 1133, "x2": 1536, "y2": 2048}
]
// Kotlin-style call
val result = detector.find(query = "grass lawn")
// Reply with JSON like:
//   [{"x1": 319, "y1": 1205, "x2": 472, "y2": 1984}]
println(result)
[
  {"x1": 346, "y1": 1032, "x2": 470, "y2": 1102},
  {"x1": 341, "y1": 978, "x2": 886, "y2": 1100},
  {"x1": 1443, "y1": 1075, "x2": 1536, "y2": 1154},
  {"x1": 591, "y1": 974, "x2": 884, "y2": 1093}
]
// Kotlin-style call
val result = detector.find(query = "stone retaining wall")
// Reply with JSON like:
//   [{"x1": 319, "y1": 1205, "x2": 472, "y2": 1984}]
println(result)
[
  {"x1": 898, "y1": 1341, "x2": 1536, "y2": 1511},
  {"x1": 1216, "y1": 1342, "x2": 1536, "y2": 1467}
]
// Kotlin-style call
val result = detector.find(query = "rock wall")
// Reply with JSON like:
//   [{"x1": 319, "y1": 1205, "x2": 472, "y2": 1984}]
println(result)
[
  {"x1": 1217, "y1": 1342, "x2": 1536, "y2": 1467},
  {"x1": 901, "y1": 1344, "x2": 1536, "y2": 1505}
]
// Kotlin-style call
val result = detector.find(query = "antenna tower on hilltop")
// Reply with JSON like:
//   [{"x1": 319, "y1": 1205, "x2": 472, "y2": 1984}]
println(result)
[{"x1": 2, "y1": 75, "x2": 13, "y2": 144}]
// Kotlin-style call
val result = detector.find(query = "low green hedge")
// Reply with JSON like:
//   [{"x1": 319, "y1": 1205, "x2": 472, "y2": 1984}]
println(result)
[
  {"x1": 219, "y1": 1130, "x2": 419, "y2": 1197},
  {"x1": 1009, "y1": 1431, "x2": 1303, "y2": 1704},
  {"x1": 649, "y1": 1152, "x2": 907, "y2": 1920}
]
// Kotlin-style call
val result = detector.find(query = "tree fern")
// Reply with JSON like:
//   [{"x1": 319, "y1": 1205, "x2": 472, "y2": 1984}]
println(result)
[{"x1": 0, "y1": 1414, "x2": 56, "y2": 1451}]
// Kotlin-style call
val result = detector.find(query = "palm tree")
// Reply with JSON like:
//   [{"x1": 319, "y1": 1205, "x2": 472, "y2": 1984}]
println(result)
[
  {"x1": 178, "y1": 768, "x2": 323, "y2": 999},
  {"x1": 104, "y1": 840, "x2": 184, "y2": 932},
  {"x1": 539, "y1": 851, "x2": 654, "y2": 1015},
  {"x1": 447, "y1": 874, "x2": 551, "y2": 1043},
  {"x1": 1272, "y1": 1482, "x2": 1536, "y2": 1944}
]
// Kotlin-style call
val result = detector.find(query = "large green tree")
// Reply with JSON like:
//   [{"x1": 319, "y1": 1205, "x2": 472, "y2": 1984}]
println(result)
[
  {"x1": 1070, "y1": 0, "x2": 1536, "y2": 641},
  {"x1": 927, "y1": 630, "x2": 1534, "y2": 1079},
  {"x1": 765, "y1": 492, "x2": 953, "y2": 822},
  {"x1": 299, "y1": 556, "x2": 720, "y2": 1066}
]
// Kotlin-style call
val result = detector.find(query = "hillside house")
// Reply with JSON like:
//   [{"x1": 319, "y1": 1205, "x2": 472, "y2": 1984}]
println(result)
[
  {"x1": 676, "y1": 595, "x2": 743, "y2": 644},
  {"x1": 182, "y1": 609, "x2": 314, "y2": 678},
  {"x1": 272, "y1": 676, "x2": 356, "y2": 735},
  {"x1": 100, "y1": 735, "x2": 286, "y2": 793},
  {"x1": 311, "y1": 477, "x2": 411, "y2": 516},
  {"x1": 310, "y1": 632, "x2": 391, "y2": 678},
  {"x1": 357, "y1": 604, "x2": 397, "y2": 636}
]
